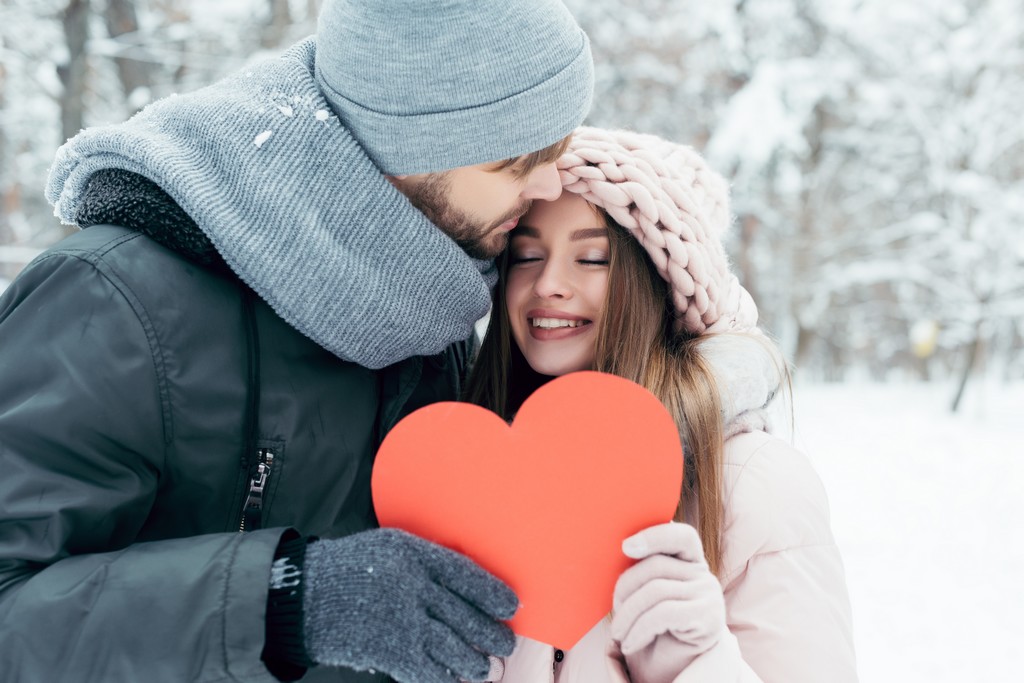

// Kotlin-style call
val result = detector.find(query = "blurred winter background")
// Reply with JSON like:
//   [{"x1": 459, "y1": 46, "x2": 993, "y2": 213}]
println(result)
[{"x1": 0, "y1": 0, "x2": 1021, "y2": 679}]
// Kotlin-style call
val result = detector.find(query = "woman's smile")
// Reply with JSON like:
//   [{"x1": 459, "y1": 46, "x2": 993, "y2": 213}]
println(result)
[{"x1": 527, "y1": 309, "x2": 594, "y2": 340}]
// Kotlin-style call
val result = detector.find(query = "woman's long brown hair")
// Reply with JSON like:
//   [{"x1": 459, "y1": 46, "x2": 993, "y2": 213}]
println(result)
[{"x1": 464, "y1": 208, "x2": 726, "y2": 576}]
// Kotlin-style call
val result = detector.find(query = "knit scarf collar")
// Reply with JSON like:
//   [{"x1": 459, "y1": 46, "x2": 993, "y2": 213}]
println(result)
[{"x1": 46, "y1": 38, "x2": 495, "y2": 370}]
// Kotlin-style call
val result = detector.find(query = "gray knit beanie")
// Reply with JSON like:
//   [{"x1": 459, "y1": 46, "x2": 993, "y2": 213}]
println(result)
[{"x1": 314, "y1": 0, "x2": 593, "y2": 175}]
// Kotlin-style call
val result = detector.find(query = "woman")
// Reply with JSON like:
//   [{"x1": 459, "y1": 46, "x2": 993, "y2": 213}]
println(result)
[{"x1": 464, "y1": 128, "x2": 858, "y2": 682}]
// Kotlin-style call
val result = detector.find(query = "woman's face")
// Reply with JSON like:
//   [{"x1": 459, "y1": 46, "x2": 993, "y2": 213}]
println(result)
[{"x1": 505, "y1": 193, "x2": 610, "y2": 376}]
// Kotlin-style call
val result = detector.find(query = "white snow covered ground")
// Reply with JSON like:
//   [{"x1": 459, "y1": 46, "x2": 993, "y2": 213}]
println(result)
[{"x1": 791, "y1": 380, "x2": 1024, "y2": 682}]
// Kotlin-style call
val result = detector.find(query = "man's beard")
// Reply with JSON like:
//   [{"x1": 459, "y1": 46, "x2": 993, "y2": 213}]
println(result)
[{"x1": 400, "y1": 173, "x2": 529, "y2": 260}]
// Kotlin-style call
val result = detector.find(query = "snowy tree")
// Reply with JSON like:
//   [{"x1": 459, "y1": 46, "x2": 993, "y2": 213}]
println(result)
[
  {"x1": 860, "y1": 0, "x2": 1024, "y2": 407},
  {"x1": 0, "y1": 0, "x2": 321, "y2": 282},
  {"x1": 743, "y1": 0, "x2": 1024, "y2": 401},
  {"x1": 569, "y1": 0, "x2": 1022, "y2": 397},
  {"x1": 1, "y1": 0, "x2": 1020, "y2": 399},
  {"x1": 1, "y1": 0, "x2": 69, "y2": 278}
]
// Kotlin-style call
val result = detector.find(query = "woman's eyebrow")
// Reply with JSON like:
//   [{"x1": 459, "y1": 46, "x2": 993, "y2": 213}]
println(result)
[
  {"x1": 570, "y1": 227, "x2": 608, "y2": 241},
  {"x1": 511, "y1": 226, "x2": 607, "y2": 240},
  {"x1": 510, "y1": 225, "x2": 540, "y2": 238}
]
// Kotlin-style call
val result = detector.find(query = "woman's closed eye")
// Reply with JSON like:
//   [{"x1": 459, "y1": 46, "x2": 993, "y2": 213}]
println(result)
[
  {"x1": 509, "y1": 254, "x2": 542, "y2": 265},
  {"x1": 577, "y1": 249, "x2": 609, "y2": 266}
]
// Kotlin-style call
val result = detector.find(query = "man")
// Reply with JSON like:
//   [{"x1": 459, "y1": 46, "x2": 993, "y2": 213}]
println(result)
[{"x1": 0, "y1": 1, "x2": 592, "y2": 681}]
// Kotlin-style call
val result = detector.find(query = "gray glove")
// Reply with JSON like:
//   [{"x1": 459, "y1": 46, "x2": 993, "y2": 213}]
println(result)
[{"x1": 303, "y1": 528, "x2": 518, "y2": 683}]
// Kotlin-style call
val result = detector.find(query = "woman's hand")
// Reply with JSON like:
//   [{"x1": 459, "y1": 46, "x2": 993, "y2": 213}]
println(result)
[{"x1": 610, "y1": 523, "x2": 727, "y2": 681}]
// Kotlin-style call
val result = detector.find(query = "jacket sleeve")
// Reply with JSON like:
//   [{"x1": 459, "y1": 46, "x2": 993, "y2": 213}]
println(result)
[
  {"x1": 714, "y1": 433, "x2": 858, "y2": 683},
  {"x1": 622, "y1": 433, "x2": 858, "y2": 683},
  {"x1": 0, "y1": 251, "x2": 285, "y2": 682}
]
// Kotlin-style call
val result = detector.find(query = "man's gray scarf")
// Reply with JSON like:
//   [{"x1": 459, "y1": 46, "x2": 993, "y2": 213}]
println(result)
[{"x1": 46, "y1": 38, "x2": 495, "y2": 370}]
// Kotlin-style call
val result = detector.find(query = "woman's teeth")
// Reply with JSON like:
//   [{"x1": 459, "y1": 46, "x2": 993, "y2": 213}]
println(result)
[{"x1": 531, "y1": 318, "x2": 588, "y2": 329}]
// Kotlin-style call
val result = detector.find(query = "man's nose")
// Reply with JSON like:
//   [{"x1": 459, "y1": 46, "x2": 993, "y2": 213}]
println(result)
[{"x1": 521, "y1": 163, "x2": 562, "y2": 201}]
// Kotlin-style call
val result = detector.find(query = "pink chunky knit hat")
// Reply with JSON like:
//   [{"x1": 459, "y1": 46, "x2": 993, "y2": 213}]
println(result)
[{"x1": 558, "y1": 127, "x2": 758, "y2": 335}]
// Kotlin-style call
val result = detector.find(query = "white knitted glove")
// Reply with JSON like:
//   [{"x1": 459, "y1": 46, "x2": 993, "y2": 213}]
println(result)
[{"x1": 611, "y1": 523, "x2": 727, "y2": 683}]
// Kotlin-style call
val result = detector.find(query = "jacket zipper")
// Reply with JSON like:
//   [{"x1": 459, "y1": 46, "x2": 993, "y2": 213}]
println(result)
[{"x1": 239, "y1": 448, "x2": 274, "y2": 532}]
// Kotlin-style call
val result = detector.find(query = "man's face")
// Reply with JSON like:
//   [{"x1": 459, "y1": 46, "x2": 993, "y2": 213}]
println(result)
[{"x1": 391, "y1": 160, "x2": 563, "y2": 259}]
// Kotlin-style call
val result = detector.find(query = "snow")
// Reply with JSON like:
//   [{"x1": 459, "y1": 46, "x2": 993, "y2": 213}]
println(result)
[
  {"x1": 184, "y1": 0, "x2": 259, "y2": 24},
  {"x1": 252, "y1": 130, "x2": 273, "y2": 148},
  {"x1": 792, "y1": 380, "x2": 1024, "y2": 682},
  {"x1": 706, "y1": 62, "x2": 803, "y2": 168},
  {"x1": 0, "y1": 5, "x2": 1019, "y2": 674}
]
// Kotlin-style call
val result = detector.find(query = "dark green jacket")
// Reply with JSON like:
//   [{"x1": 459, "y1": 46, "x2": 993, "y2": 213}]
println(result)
[{"x1": 0, "y1": 219, "x2": 472, "y2": 682}]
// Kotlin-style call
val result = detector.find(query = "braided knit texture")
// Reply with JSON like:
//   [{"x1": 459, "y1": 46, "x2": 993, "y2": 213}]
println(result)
[{"x1": 559, "y1": 128, "x2": 758, "y2": 335}]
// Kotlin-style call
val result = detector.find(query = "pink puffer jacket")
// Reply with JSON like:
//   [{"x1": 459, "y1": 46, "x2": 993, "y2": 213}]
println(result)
[{"x1": 490, "y1": 429, "x2": 858, "y2": 682}]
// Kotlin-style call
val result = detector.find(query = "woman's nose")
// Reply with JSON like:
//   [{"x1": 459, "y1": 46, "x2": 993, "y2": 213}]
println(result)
[{"x1": 533, "y1": 261, "x2": 573, "y2": 299}]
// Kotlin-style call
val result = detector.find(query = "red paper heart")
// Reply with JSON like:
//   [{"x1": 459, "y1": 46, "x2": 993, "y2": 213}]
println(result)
[{"x1": 371, "y1": 371, "x2": 683, "y2": 649}]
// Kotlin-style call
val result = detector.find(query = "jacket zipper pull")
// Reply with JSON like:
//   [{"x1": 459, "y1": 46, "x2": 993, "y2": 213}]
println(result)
[{"x1": 239, "y1": 448, "x2": 274, "y2": 532}]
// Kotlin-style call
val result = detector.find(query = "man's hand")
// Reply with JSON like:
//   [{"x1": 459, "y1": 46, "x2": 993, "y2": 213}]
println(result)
[{"x1": 303, "y1": 528, "x2": 518, "y2": 683}]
